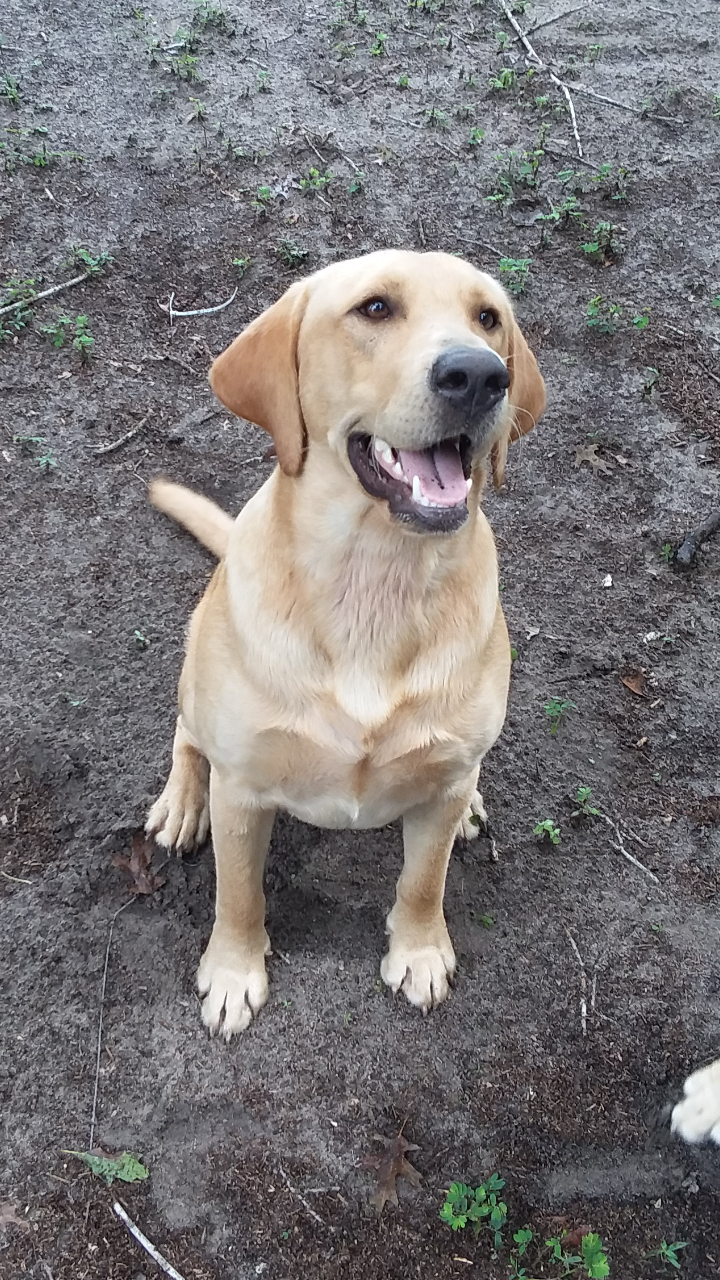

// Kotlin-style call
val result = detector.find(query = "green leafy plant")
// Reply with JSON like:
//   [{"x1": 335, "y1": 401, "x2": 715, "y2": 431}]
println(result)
[
  {"x1": 468, "y1": 126, "x2": 485, "y2": 147},
  {"x1": 572, "y1": 786, "x2": 600, "y2": 818},
  {"x1": 499, "y1": 257, "x2": 532, "y2": 295},
  {"x1": 581, "y1": 221, "x2": 624, "y2": 265},
  {"x1": 41, "y1": 314, "x2": 74, "y2": 348},
  {"x1": 439, "y1": 1175, "x2": 507, "y2": 1248},
  {"x1": 0, "y1": 276, "x2": 36, "y2": 341},
  {"x1": 396, "y1": 72, "x2": 410, "y2": 88},
  {"x1": 66, "y1": 1149, "x2": 149, "y2": 1186},
  {"x1": 424, "y1": 105, "x2": 450, "y2": 129},
  {"x1": 348, "y1": 171, "x2": 365, "y2": 195},
  {"x1": 586, "y1": 295, "x2": 622, "y2": 335},
  {"x1": 334, "y1": 40, "x2": 356, "y2": 58},
  {"x1": 712, "y1": 94, "x2": 720, "y2": 119},
  {"x1": 632, "y1": 309, "x2": 650, "y2": 330},
  {"x1": 256, "y1": 69, "x2": 271, "y2": 92},
  {"x1": 370, "y1": 31, "x2": 388, "y2": 55},
  {"x1": 69, "y1": 247, "x2": 114, "y2": 276},
  {"x1": 232, "y1": 255, "x2": 252, "y2": 276},
  {"x1": 543, "y1": 695, "x2": 576, "y2": 734},
  {"x1": 534, "y1": 818, "x2": 561, "y2": 844},
  {"x1": 300, "y1": 166, "x2": 332, "y2": 195},
  {"x1": 277, "y1": 237, "x2": 309, "y2": 268},
  {"x1": 711, "y1": 294, "x2": 720, "y2": 309},
  {"x1": 251, "y1": 183, "x2": 274, "y2": 214},
  {"x1": 546, "y1": 1230, "x2": 610, "y2": 1277},
  {"x1": 645, "y1": 1240, "x2": 687, "y2": 1271},
  {"x1": 1, "y1": 73, "x2": 21, "y2": 106},
  {"x1": 584, "y1": 42, "x2": 604, "y2": 63},
  {"x1": 72, "y1": 314, "x2": 94, "y2": 361},
  {"x1": 489, "y1": 68, "x2": 516, "y2": 91}
]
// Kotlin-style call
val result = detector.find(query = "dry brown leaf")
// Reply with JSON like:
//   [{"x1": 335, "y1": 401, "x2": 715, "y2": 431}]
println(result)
[
  {"x1": 360, "y1": 1131, "x2": 421, "y2": 1215},
  {"x1": 113, "y1": 832, "x2": 166, "y2": 895},
  {"x1": 0, "y1": 1202, "x2": 29, "y2": 1231},
  {"x1": 621, "y1": 670, "x2": 647, "y2": 698},
  {"x1": 574, "y1": 442, "x2": 614, "y2": 474}
]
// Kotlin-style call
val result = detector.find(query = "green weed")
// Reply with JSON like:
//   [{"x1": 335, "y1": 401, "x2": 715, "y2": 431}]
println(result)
[
  {"x1": 41, "y1": 314, "x2": 74, "y2": 348},
  {"x1": 0, "y1": 276, "x2": 35, "y2": 341},
  {"x1": 425, "y1": 105, "x2": 450, "y2": 129},
  {"x1": 712, "y1": 94, "x2": 720, "y2": 119},
  {"x1": 632, "y1": 309, "x2": 650, "y2": 330},
  {"x1": 586, "y1": 295, "x2": 622, "y2": 335},
  {"x1": 69, "y1": 247, "x2": 114, "y2": 276},
  {"x1": 334, "y1": 40, "x2": 356, "y2": 58},
  {"x1": 232, "y1": 255, "x2": 252, "y2": 276},
  {"x1": 581, "y1": 221, "x2": 624, "y2": 265},
  {"x1": 660, "y1": 541, "x2": 673, "y2": 563},
  {"x1": 256, "y1": 70, "x2": 271, "y2": 92},
  {"x1": 711, "y1": 294, "x2": 720, "y2": 309},
  {"x1": 370, "y1": 31, "x2": 388, "y2": 55},
  {"x1": 66, "y1": 1150, "x2": 149, "y2": 1186},
  {"x1": 300, "y1": 166, "x2": 332, "y2": 195},
  {"x1": 489, "y1": 68, "x2": 516, "y2": 91},
  {"x1": 348, "y1": 171, "x2": 365, "y2": 195},
  {"x1": 277, "y1": 237, "x2": 309, "y2": 268},
  {"x1": 543, "y1": 695, "x2": 576, "y2": 734},
  {"x1": 572, "y1": 786, "x2": 601, "y2": 818},
  {"x1": 191, "y1": 0, "x2": 233, "y2": 32},
  {"x1": 584, "y1": 42, "x2": 604, "y2": 62},
  {"x1": 396, "y1": 72, "x2": 410, "y2": 88},
  {"x1": 534, "y1": 819, "x2": 561, "y2": 844},
  {"x1": 440, "y1": 1175, "x2": 507, "y2": 1248},
  {"x1": 499, "y1": 257, "x2": 532, "y2": 295},
  {"x1": 468, "y1": 126, "x2": 485, "y2": 147},
  {"x1": 645, "y1": 1240, "x2": 687, "y2": 1270},
  {"x1": 546, "y1": 1230, "x2": 610, "y2": 1277},
  {"x1": 1, "y1": 73, "x2": 21, "y2": 106}
]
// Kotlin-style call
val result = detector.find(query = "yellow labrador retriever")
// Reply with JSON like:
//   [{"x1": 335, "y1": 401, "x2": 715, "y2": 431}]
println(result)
[{"x1": 146, "y1": 249, "x2": 545, "y2": 1038}]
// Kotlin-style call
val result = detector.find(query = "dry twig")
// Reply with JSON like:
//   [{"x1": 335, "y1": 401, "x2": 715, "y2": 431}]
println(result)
[
  {"x1": 158, "y1": 287, "x2": 238, "y2": 321},
  {"x1": 88, "y1": 414, "x2": 151, "y2": 456},
  {"x1": 675, "y1": 510, "x2": 720, "y2": 571},
  {"x1": 597, "y1": 812, "x2": 659, "y2": 883},
  {"x1": 565, "y1": 928, "x2": 588, "y2": 1036},
  {"x1": 499, "y1": 0, "x2": 584, "y2": 157},
  {"x1": 89, "y1": 899, "x2": 133, "y2": 1150},
  {"x1": 279, "y1": 1165, "x2": 334, "y2": 1231},
  {"x1": 113, "y1": 1202, "x2": 187, "y2": 1280},
  {"x1": 520, "y1": 3, "x2": 587, "y2": 37},
  {"x1": 0, "y1": 271, "x2": 93, "y2": 319}
]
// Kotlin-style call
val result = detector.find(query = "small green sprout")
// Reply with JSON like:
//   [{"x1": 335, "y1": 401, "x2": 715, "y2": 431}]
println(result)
[
  {"x1": 711, "y1": 294, "x2": 720, "y2": 309},
  {"x1": 660, "y1": 541, "x2": 674, "y2": 563},
  {"x1": 580, "y1": 220, "x2": 624, "y2": 265},
  {"x1": 439, "y1": 1175, "x2": 507, "y2": 1248},
  {"x1": 72, "y1": 314, "x2": 94, "y2": 361},
  {"x1": 711, "y1": 94, "x2": 720, "y2": 119},
  {"x1": 134, "y1": 630, "x2": 150, "y2": 649},
  {"x1": 645, "y1": 1240, "x2": 687, "y2": 1271},
  {"x1": 396, "y1": 72, "x2": 410, "y2": 88},
  {"x1": 348, "y1": 171, "x2": 365, "y2": 195},
  {"x1": 543, "y1": 695, "x2": 576, "y2": 734},
  {"x1": 632, "y1": 310, "x2": 650, "y2": 330},
  {"x1": 370, "y1": 31, "x2": 388, "y2": 55},
  {"x1": 232, "y1": 255, "x2": 252, "y2": 276},
  {"x1": 424, "y1": 105, "x2": 450, "y2": 129},
  {"x1": 534, "y1": 819, "x2": 561, "y2": 844},
  {"x1": 256, "y1": 69, "x2": 271, "y2": 92},
  {"x1": 499, "y1": 257, "x2": 532, "y2": 296},
  {"x1": 586, "y1": 295, "x2": 622, "y2": 335},
  {"x1": 277, "y1": 238, "x2": 309, "y2": 268},
  {"x1": 572, "y1": 786, "x2": 600, "y2": 818},
  {"x1": 1, "y1": 74, "x2": 21, "y2": 107},
  {"x1": 468, "y1": 126, "x2": 485, "y2": 147},
  {"x1": 41, "y1": 314, "x2": 74, "y2": 348},
  {"x1": 69, "y1": 247, "x2": 114, "y2": 276},
  {"x1": 37, "y1": 447, "x2": 58, "y2": 470},
  {"x1": 300, "y1": 166, "x2": 332, "y2": 195},
  {"x1": 489, "y1": 68, "x2": 516, "y2": 91}
]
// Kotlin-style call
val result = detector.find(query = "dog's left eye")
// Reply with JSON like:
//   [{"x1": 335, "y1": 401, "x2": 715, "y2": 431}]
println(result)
[
  {"x1": 479, "y1": 309, "x2": 499, "y2": 331},
  {"x1": 358, "y1": 297, "x2": 391, "y2": 320}
]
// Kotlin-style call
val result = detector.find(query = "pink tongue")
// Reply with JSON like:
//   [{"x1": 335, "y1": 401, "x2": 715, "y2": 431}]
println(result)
[{"x1": 397, "y1": 441, "x2": 467, "y2": 506}]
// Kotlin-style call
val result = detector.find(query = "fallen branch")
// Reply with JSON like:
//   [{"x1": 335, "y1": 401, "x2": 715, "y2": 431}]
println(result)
[
  {"x1": 0, "y1": 271, "x2": 92, "y2": 320},
  {"x1": 675, "y1": 510, "x2": 720, "y2": 572},
  {"x1": 565, "y1": 928, "x2": 588, "y2": 1036},
  {"x1": 158, "y1": 287, "x2": 238, "y2": 322},
  {"x1": 88, "y1": 414, "x2": 151, "y2": 456},
  {"x1": 279, "y1": 1165, "x2": 334, "y2": 1231},
  {"x1": 113, "y1": 1202, "x2": 187, "y2": 1280},
  {"x1": 499, "y1": 0, "x2": 583, "y2": 157},
  {"x1": 566, "y1": 81, "x2": 678, "y2": 126},
  {"x1": 520, "y1": 3, "x2": 587, "y2": 37}
]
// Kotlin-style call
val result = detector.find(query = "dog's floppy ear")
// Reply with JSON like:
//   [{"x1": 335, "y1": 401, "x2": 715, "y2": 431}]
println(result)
[
  {"x1": 491, "y1": 319, "x2": 545, "y2": 488},
  {"x1": 209, "y1": 281, "x2": 309, "y2": 476}
]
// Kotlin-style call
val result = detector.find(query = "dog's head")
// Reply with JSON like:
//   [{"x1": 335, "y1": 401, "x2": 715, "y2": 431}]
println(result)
[{"x1": 210, "y1": 250, "x2": 545, "y2": 535}]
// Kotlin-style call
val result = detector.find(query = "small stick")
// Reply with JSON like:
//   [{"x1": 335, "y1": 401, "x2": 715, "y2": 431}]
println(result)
[
  {"x1": 158, "y1": 287, "x2": 238, "y2": 321},
  {"x1": 499, "y1": 0, "x2": 584, "y2": 157},
  {"x1": 303, "y1": 132, "x2": 328, "y2": 165},
  {"x1": 88, "y1": 414, "x2": 151, "y2": 456},
  {"x1": 142, "y1": 352, "x2": 203, "y2": 378},
  {"x1": 675, "y1": 510, "x2": 720, "y2": 571},
  {"x1": 0, "y1": 270, "x2": 92, "y2": 319},
  {"x1": 89, "y1": 899, "x2": 133, "y2": 1150},
  {"x1": 279, "y1": 1165, "x2": 334, "y2": 1231},
  {"x1": 112, "y1": 1202, "x2": 187, "y2": 1280},
  {"x1": 590, "y1": 967, "x2": 598, "y2": 1013},
  {"x1": 565, "y1": 928, "x2": 588, "y2": 1036},
  {"x1": 452, "y1": 231, "x2": 507, "y2": 258},
  {"x1": 566, "y1": 81, "x2": 678, "y2": 125},
  {"x1": 520, "y1": 3, "x2": 587, "y2": 37},
  {"x1": 1, "y1": 869, "x2": 32, "y2": 885}
]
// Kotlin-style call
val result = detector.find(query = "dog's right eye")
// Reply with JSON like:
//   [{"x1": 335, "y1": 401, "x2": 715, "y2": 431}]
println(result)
[{"x1": 358, "y1": 297, "x2": 391, "y2": 320}]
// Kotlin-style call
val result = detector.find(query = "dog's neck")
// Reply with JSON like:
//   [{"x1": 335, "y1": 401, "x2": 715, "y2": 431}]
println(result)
[{"x1": 271, "y1": 449, "x2": 493, "y2": 667}]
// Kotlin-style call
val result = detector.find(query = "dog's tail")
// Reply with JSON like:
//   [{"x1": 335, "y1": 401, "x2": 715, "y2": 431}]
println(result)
[{"x1": 149, "y1": 479, "x2": 233, "y2": 559}]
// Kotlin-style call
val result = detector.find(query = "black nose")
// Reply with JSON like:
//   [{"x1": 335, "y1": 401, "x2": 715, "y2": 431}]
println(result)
[{"x1": 430, "y1": 346, "x2": 510, "y2": 417}]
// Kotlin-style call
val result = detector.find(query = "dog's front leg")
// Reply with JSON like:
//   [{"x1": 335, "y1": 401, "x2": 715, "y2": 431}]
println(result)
[
  {"x1": 381, "y1": 771, "x2": 479, "y2": 1012},
  {"x1": 197, "y1": 769, "x2": 275, "y2": 1040}
]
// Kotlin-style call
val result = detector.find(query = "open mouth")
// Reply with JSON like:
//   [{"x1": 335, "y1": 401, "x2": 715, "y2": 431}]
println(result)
[{"x1": 347, "y1": 433, "x2": 474, "y2": 533}]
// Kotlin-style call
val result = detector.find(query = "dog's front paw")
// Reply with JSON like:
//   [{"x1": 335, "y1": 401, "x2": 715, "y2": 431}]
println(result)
[
  {"x1": 671, "y1": 1059, "x2": 720, "y2": 1145},
  {"x1": 197, "y1": 932, "x2": 270, "y2": 1040},
  {"x1": 456, "y1": 789, "x2": 488, "y2": 841},
  {"x1": 146, "y1": 769, "x2": 209, "y2": 855},
  {"x1": 380, "y1": 911, "x2": 455, "y2": 1012}
]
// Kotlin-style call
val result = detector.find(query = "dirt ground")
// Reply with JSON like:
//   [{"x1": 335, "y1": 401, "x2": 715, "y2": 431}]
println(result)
[{"x1": 2, "y1": 0, "x2": 720, "y2": 1276}]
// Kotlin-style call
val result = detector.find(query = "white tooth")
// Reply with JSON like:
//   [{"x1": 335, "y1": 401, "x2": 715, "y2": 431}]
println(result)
[
  {"x1": 412, "y1": 475, "x2": 422, "y2": 503},
  {"x1": 382, "y1": 448, "x2": 394, "y2": 465},
  {"x1": 374, "y1": 438, "x2": 390, "y2": 454},
  {"x1": 466, "y1": 477, "x2": 473, "y2": 492},
  {"x1": 393, "y1": 461, "x2": 403, "y2": 477}
]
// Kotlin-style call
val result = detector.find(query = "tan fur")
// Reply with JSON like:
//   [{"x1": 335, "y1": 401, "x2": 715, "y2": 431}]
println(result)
[{"x1": 145, "y1": 249, "x2": 545, "y2": 1038}]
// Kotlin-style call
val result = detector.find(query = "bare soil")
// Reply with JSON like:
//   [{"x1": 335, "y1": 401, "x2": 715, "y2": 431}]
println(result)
[{"x1": 1, "y1": 1, "x2": 720, "y2": 1277}]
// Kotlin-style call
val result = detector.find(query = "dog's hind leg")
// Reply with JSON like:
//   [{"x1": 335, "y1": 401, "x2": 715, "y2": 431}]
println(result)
[{"x1": 146, "y1": 715, "x2": 210, "y2": 855}]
